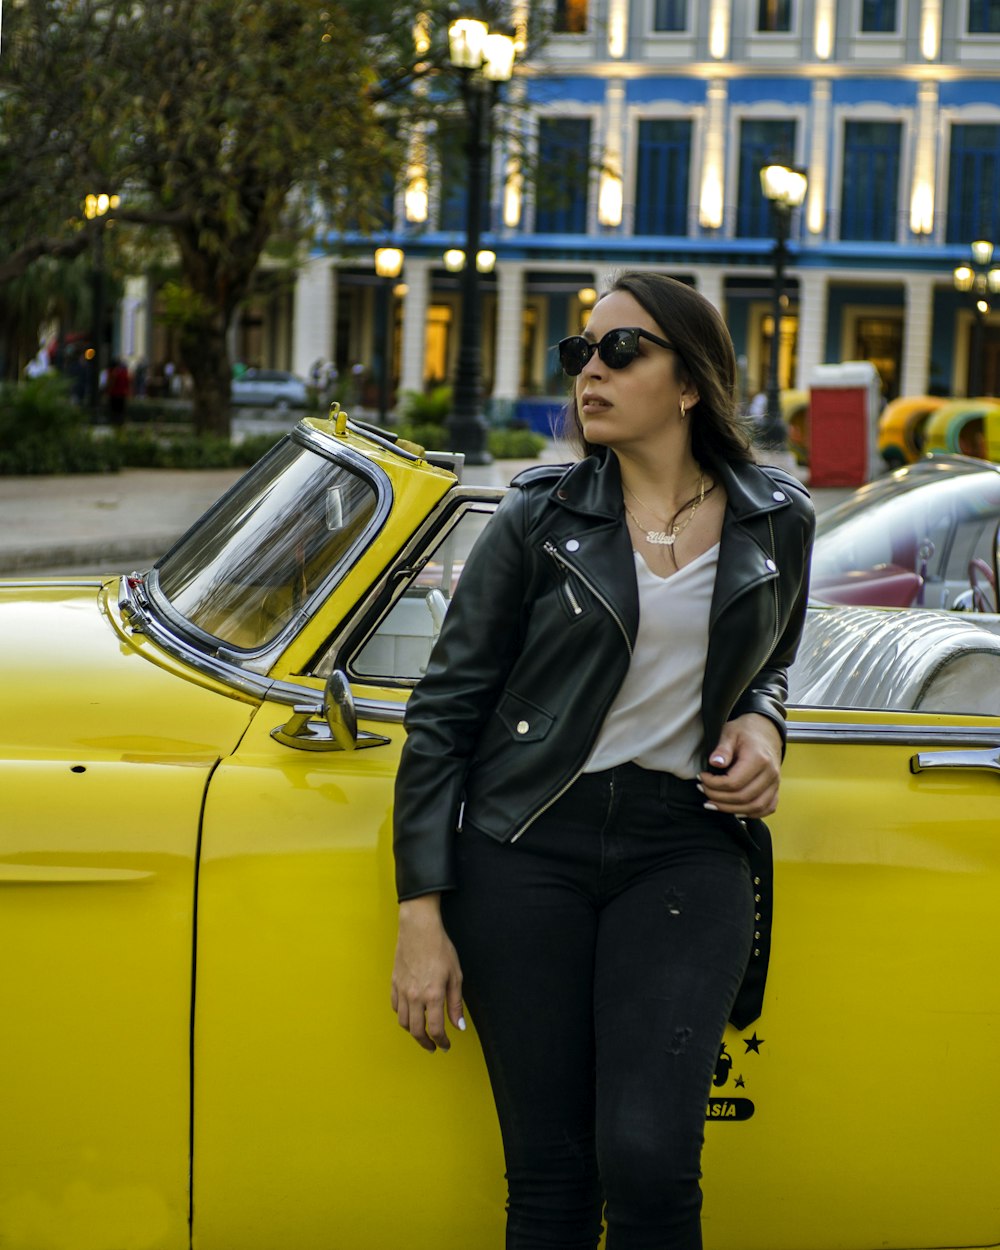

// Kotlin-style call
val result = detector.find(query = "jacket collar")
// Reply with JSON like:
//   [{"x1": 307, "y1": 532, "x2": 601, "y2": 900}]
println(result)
[
  {"x1": 548, "y1": 447, "x2": 793, "y2": 524},
  {"x1": 546, "y1": 450, "x2": 623, "y2": 521}
]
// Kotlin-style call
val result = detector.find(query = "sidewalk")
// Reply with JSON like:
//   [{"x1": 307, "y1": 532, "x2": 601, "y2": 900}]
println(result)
[{"x1": 0, "y1": 444, "x2": 851, "y2": 577}]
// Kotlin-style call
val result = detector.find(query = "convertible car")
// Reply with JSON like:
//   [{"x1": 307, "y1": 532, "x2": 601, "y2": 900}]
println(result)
[
  {"x1": 811, "y1": 454, "x2": 1000, "y2": 611},
  {"x1": 5, "y1": 412, "x2": 1000, "y2": 1250}
]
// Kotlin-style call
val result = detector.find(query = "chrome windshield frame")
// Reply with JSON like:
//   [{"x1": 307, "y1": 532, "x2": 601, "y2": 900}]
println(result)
[{"x1": 140, "y1": 426, "x2": 394, "y2": 677}]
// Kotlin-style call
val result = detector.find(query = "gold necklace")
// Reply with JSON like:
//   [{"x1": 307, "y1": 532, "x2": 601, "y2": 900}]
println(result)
[{"x1": 623, "y1": 474, "x2": 707, "y2": 547}]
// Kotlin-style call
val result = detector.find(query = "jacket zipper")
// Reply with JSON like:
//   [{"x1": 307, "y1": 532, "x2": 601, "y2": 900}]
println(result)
[
  {"x1": 542, "y1": 541, "x2": 632, "y2": 652},
  {"x1": 511, "y1": 545, "x2": 633, "y2": 843}
]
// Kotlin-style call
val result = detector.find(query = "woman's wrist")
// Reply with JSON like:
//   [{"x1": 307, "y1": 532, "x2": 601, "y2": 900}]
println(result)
[{"x1": 398, "y1": 893, "x2": 444, "y2": 926}]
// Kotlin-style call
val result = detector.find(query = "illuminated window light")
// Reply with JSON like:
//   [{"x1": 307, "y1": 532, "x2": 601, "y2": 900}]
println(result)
[{"x1": 598, "y1": 171, "x2": 623, "y2": 227}]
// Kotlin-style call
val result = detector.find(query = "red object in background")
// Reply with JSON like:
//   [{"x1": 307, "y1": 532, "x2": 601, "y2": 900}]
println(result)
[
  {"x1": 808, "y1": 362, "x2": 883, "y2": 487},
  {"x1": 107, "y1": 362, "x2": 131, "y2": 399}
]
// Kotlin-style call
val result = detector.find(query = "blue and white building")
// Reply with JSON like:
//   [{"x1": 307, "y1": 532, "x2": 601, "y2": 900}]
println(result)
[{"x1": 281, "y1": 0, "x2": 1000, "y2": 414}]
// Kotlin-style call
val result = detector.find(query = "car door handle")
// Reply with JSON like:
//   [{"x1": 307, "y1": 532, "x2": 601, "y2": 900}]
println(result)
[{"x1": 910, "y1": 747, "x2": 1000, "y2": 775}]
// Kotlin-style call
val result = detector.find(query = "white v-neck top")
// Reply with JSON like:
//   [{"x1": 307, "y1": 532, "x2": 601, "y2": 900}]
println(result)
[{"x1": 583, "y1": 542, "x2": 720, "y2": 779}]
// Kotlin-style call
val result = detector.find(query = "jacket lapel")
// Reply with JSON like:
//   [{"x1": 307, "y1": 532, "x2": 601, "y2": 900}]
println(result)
[
  {"x1": 708, "y1": 457, "x2": 791, "y2": 630},
  {"x1": 538, "y1": 453, "x2": 639, "y2": 647}
]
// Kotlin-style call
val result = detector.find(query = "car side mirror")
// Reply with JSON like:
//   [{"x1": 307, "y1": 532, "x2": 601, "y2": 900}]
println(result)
[{"x1": 271, "y1": 670, "x2": 390, "y2": 752}]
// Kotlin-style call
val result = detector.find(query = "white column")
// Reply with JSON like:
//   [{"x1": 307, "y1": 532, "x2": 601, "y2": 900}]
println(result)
[
  {"x1": 292, "y1": 256, "x2": 335, "y2": 378},
  {"x1": 692, "y1": 267, "x2": 724, "y2": 315},
  {"x1": 813, "y1": 0, "x2": 835, "y2": 60},
  {"x1": 591, "y1": 265, "x2": 618, "y2": 297},
  {"x1": 901, "y1": 275, "x2": 935, "y2": 397},
  {"x1": 795, "y1": 270, "x2": 829, "y2": 391},
  {"x1": 698, "y1": 80, "x2": 728, "y2": 231},
  {"x1": 708, "y1": 0, "x2": 730, "y2": 59},
  {"x1": 399, "y1": 258, "x2": 432, "y2": 396},
  {"x1": 910, "y1": 82, "x2": 939, "y2": 237},
  {"x1": 606, "y1": 0, "x2": 628, "y2": 57},
  {"x1": 492, "y1": 262, "x2": 525, "y2": 403},
  {"x1": 806, "y1": 80, "x2": 831, "y2": 237},
  {"x1": 119, "y1": 276, "x2": 148, "y2": 367},
  {"x1": 920, "y1": 0, "x2": 942, "y2": 60}
]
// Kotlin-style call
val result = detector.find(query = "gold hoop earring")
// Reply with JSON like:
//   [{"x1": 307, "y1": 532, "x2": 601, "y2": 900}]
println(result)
[{"x1": 679, "y1": 400, "x2": 686, "y2": 419}]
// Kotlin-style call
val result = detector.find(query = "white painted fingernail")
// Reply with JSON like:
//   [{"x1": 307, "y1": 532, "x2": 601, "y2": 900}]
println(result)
[
  {"x1": 458, "y1": 1017, "x2": 467, "y2": 1031},
  {"x1": 704, "y1": 802, "x2": 719, "y2": 811},
  {"x1": 711, "y1": 755, "x2": 725, "y2": 765},
  {"x1": 695, "y1": 782, "x2": 705, "y2": 792}
]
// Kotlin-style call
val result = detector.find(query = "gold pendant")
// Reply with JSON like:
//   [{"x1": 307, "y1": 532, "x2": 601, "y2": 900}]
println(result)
[{"x1": 646, "y1": 530, "x2": 675, "y2": 545}]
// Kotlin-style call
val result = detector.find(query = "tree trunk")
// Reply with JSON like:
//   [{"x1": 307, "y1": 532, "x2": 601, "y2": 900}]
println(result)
[{"x1": 179, "y1": 313, "x2": 232, "y2": 438}]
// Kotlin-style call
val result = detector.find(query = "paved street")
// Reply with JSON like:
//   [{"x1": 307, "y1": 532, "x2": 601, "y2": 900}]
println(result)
[{"x1": 0, "y1": 430, "x2": 854, "y2": 577}]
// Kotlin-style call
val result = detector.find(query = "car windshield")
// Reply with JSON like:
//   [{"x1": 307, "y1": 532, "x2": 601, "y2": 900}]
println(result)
[
  {"x1": 812, "y1": 463, "x2": 1000, "y2": 609},
  {"x1": 150, "y1": 437, "x2": 380, "y2": 652}
]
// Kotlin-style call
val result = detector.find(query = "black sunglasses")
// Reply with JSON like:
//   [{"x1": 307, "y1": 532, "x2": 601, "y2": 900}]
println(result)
[{"x1": 557, "y1": 327, "x2": 682, "y2": 376}]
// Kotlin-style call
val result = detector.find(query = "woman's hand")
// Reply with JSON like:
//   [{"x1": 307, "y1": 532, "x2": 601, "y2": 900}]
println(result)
[
  {"x1": 698, "y1": 713, "x2": 783, "y2": 818},
  {"x1": 391, "y1": 893, "x2": 466, "y2": 1053}
]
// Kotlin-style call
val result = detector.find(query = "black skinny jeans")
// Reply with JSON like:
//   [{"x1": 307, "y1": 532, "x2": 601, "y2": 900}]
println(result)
[{"x1": 442, "y1": 762, "x2": 754, "y2": 1250}]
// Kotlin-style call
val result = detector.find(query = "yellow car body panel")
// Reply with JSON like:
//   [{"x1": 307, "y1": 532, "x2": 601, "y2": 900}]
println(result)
[
  {"x1": 0, "y1": 580, "x2": 254, "y2": 1250},
  {"x1": 193, "y1": 706, "x2": 507, "y2": 1250},
  {"x1": 8, "y1": 422, "x2": 1000, "y2": 1249},
  {"x1": 190, "y1": 684, "x2": 1000, "y2": 1250}
]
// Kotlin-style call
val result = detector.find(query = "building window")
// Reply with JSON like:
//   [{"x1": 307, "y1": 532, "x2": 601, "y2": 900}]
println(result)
[
  {"x1": 855, "y1": 316, "x2": 903, "y2": 400},
  {"x1": 653, "y1": 0, "x2": 688, "y2": 31},
  {"x1": 736, "y1": 118, "x2": 796, "y2": 238},
  {"x1": 946, "y1": 124, "x2": 1000, "y2": 243},
  {"x1": 840, "y1": 121, "x2": 901, "y2": 242},
  {"x1": 634, "y1": 119, "x2": 692, "y2": 235},
  {"x1": 436, "y1": 119, "x2": 489, "y2": 234},
  {"x1": 757, "y1": 0, "x2": 792, "y2": 32},
  {"x1": 968, "y1": 0, "x2": 1000, "y2": 33},
  {"x1": 534, "y1": 118, "x2": 591, "y2": 234},
  {"x1": 554, "y1": 0, "x2": 588, "y2": 34},
  {"x1": 860, "y1": 0, "x2": 897, "y2": 32}
]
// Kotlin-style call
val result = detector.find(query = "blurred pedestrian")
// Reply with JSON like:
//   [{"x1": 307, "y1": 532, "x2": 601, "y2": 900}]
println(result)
[{"x1": 107, "y1": 358, "x2": 131, "y2": 427}]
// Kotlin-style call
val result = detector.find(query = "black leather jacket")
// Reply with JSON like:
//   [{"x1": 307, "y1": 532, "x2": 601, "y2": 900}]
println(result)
[{"x1": 393, "y1": 449, "x2": 815, "y2": 903}]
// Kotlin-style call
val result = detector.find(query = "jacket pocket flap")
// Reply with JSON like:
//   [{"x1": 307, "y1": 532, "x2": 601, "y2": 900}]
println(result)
[{"x1": 496, "y1": 690, "x2": 555, "y2": 742}]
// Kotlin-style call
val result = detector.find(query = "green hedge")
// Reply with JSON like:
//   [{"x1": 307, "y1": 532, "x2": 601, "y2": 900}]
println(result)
[
  {"x1": 0, "y1": 377, "x2": 287, "y2": 474},
  {"x1": 0, "y1": 376, "x2": 123, "y2": 474},
  {"x1": 397, "y1": 421, "x2": 547, "y2": 460},
  {"x1": 0, "y1": 378, "x2": 546, "y2": 474}
]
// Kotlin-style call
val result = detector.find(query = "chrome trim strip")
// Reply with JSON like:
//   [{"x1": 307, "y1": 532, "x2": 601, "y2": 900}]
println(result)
[
  {"x1": 356, "y1": 697, "x2": 407, "y2": 723},
  {"x1": 788, "y1": 720, "x2": 1000, "y2": 747}
]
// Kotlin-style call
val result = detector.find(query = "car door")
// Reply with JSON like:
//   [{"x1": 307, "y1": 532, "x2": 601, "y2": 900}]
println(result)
[
  {"x1": 0, "y1": 582, "x2": 256, "y2": 1250},
  {"x1": 698, "y1": 622, "x2": 1000, "y2": 1250},
  {"x1": 192, "y1": 492, "x2": 507, "y2": 1250}
]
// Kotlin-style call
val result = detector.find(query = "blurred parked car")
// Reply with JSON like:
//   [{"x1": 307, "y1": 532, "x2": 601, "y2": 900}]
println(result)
[
  {"x1": 876, "y1": 395, "x2": 945, "y2": 469},
  {"x1": 811, "y1": 454, "x2": 1000, "y2": 610},
  {"x1": 6, "y1": 419, "x2": 1000, "y2": 1249},
  {"x1": 231, "y1": 367, "x2": 309, "y2": 409}
]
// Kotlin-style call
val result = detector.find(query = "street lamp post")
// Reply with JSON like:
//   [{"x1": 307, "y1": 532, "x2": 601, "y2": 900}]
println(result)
[
  {"x1": 759, "y1": 164, "x2": 808, "y2": 451},
  {"x1": 374, "y1": 247, "x2": 404, "y2": 424},
  {"x1": 445, "y1": 17, "x2": 516, "y2": 465},
  {"x1": 83, "y1": 192, "x2": 120, "y2": 420},
  {"x1": 953, "y1": 240, "x2": 1000, "y2": 397}
]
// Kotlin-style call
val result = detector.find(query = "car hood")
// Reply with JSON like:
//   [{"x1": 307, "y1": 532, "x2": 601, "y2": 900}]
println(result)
[{"x1": 0, "y1": 577, "x2": 256, "y2": 763}]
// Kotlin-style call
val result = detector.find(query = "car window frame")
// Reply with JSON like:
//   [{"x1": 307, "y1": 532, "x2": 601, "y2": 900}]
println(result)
[{"x1": 308, "y1": 487, "x2": 504, "y2": 687}]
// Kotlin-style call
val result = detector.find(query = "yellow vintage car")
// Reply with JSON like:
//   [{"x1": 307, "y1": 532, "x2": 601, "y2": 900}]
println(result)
[
  {"x1": 5, "y1": 412, "x2": 1000, "y2": 1250},
  {"x1": 922, "y1": 398, "x2": 1000, "y2": 461},
  {"x1": 876, "y1": 395, "x2": 945, "y2": 469}
]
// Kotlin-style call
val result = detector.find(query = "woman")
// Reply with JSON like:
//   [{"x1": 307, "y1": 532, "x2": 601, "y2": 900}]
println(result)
[{"x1": 391, "y1": 271, "x2": 814, "y2": 1250}]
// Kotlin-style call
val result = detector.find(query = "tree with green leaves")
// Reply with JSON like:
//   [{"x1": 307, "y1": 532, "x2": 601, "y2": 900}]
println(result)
[{"x1": 2, "y1": 0, "x2": 539, "y2": 434}]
